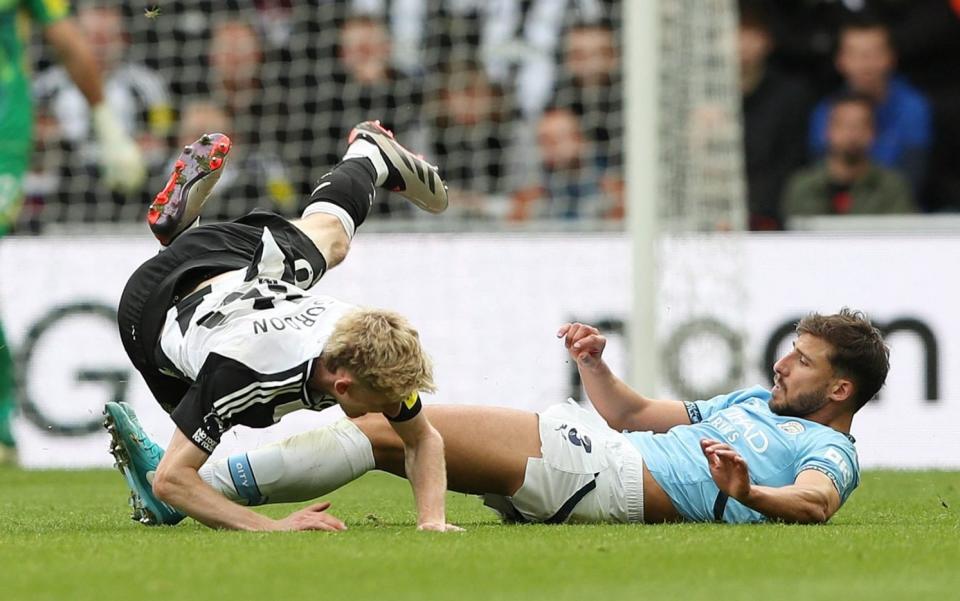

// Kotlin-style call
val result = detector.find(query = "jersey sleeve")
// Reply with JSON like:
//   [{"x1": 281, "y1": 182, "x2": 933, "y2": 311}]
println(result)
[
  {"x1": 171, "y1": 353, "x2": 310, "y2": 453},
  {"x1": 386, "y1": 392, "x2": 423, "y2": 423},
  {"x1": 688, "y1": 386, "x2": 770, "y2": 423},
  {"x1": 24, "y1": 0, "x2": 70, "y2": 25},
  {"x1": 797, "y1": 440, "x2": 860, "y2": 505}
]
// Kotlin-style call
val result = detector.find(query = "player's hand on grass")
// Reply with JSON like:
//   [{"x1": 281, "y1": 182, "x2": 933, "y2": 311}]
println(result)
[
  {"x1": 416, "y1": 522, "x2": 465, "y2": 532},
  {"x1": 701, "y1": 439, "x2": 752, "y2": 500},
  {"x1": 275, "y1": 501, "x2": 347, "y2": 532},
  {"x1": 557, "y1": 322, "x2": 606, "y2": 368}
]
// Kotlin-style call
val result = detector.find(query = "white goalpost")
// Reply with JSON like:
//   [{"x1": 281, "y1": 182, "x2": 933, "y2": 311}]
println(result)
[
  {"x1": 626, "y1": 0, "x2": 749, "y2": 398},
  {"x1": 625, "y1": 0, "x2": 660, "y2": 393}
]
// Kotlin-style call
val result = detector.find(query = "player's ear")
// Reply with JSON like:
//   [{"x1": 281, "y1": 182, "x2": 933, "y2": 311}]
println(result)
[
  {"x1": 829, "y1": 377, "x2": 854, "y2": 405},
  {"x1": 333, "y1": 377, "x2": 351, "y2": 396}
]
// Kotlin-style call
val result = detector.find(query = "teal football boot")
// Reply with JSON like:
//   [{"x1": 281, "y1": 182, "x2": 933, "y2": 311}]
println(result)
[{"x1": 103, "y1": 402, "x2": 186, "y2": 525}]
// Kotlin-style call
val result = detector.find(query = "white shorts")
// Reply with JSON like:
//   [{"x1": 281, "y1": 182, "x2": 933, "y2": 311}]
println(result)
[{"x1": 483, "y1": 400, "x2": 645, "y2": 524}]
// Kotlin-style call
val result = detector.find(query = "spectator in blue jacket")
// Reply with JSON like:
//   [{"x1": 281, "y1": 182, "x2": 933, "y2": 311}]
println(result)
[{"x1": 808, "y1": 17, "x2": 931, "y2": 202}]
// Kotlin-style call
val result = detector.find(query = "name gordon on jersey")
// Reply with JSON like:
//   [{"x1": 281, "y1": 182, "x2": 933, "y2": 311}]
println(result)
[{"x1": 251, "y1": 303, "x2": 329, "y2": 335}]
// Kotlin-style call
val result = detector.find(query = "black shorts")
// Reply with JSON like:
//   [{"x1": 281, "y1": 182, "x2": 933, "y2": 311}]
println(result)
[{"x1": 117, "y1": 210, "x2": 327, "y2": 414}]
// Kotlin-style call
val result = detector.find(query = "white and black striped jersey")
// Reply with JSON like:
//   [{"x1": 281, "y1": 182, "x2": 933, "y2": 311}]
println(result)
[{"x1": 158, "y1": 228, "x2": 356, "y2": 453}]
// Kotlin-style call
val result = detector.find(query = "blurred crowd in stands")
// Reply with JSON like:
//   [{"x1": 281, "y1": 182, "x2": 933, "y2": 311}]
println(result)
[
  {"x1": 741, "y1": 0, "x2": 960, "y2": 228},
  {"x1": 17, "y1": 0, "x2": 960, "y2": 230}
]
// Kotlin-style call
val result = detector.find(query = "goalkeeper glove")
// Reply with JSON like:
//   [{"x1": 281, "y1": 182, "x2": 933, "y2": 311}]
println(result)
[{"x1": 92, "y1": 103, "x2": 147, "y2": 194}]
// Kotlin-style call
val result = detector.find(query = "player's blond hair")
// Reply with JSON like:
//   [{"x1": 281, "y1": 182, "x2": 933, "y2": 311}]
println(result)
[{"x1": 321, "y1": 308, "x2": 436, "y2": 400}]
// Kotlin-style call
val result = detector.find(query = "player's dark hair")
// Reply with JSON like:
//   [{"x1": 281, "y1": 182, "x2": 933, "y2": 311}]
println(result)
[
  {"x1": 796, "y1": 308, "x2": 889, "y2": 412},
  {"x1": 839, "y1": 14, "x2": 894, "y2": 50}
]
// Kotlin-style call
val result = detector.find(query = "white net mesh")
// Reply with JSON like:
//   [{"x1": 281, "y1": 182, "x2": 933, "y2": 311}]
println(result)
[
  {"x1": 651, "y1": 0, "x2": 751, "y2": 399},
  {"x1": 657, "y1": 0, "x2": 746, "y2": 232},
  {"x1": 21, "y1": 0, "x2": 626, "y2": 230}
]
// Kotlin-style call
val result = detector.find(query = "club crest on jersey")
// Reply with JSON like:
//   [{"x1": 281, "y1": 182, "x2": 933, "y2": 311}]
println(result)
[{"x1": 777, "y1": 420, "x2": 805, "y2": 435}]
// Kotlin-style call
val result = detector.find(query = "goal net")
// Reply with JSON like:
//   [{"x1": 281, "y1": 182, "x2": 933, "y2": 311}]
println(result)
[
  {"x1": 628, "y1": 0, "x2": 750, "y2": 399},
  {"x1": 22, "y1": 0, "x2": 626, "y2": 230}
]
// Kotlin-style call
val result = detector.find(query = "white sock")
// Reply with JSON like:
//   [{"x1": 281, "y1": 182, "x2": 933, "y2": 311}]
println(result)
[
  {"x1": 302, "y1": 198, "x2": 356, "y2": 240},
  {"x1": 342, "y1": 139, "x2": 388, "y2": 186},
  {"x1": 198, "y1": 419, "x2": 375, "y2": 506}
]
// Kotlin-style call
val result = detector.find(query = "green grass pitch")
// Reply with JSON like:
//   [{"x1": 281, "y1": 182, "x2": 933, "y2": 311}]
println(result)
[{"x1": 1, "y1": 466, "x2": 957, "y2": 601}]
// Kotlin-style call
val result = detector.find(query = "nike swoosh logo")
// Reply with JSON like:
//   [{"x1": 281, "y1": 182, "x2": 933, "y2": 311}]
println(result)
[{"x1": 312, "y1": 181, "x2": 332, "y2": 194}]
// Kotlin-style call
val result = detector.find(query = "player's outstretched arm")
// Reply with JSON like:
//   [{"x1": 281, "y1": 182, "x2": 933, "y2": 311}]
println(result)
[
  {"x1": 154, "y1": 429, "x2": 347, "y2": 532},
  {"x1": 557, "y1": 323, "x2": 689, "y2": 433},
  {"x1": 43, "y1": 19, "x2": 104, "y2": 106},
  {"x1": 389, "y1": 412, "x2": 463, "y2": 532},
  {"x1": 700, "y1": 439, "x2": 841, "y2": 524}
]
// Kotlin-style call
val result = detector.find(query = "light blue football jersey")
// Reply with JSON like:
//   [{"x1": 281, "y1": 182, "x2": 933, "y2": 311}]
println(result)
[{"x1": 624, "y1": 386, "x2": 860, "y2": 523}]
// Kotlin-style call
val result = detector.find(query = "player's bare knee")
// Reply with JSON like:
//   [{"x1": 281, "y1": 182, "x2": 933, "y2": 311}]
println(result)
[{"x1": 325, "y1": 234, "x2": 350, "y2": 267}]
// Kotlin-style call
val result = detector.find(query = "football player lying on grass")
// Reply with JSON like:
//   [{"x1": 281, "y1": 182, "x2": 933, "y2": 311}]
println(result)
[{"x1": 112, "y1": 309, "x2": 887, "y2": 526}]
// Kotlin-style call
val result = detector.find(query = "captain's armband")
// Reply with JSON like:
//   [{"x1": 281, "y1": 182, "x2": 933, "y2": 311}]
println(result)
[{"x1": 386, "y1": 392, "x2": 422, "y2": 423}]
